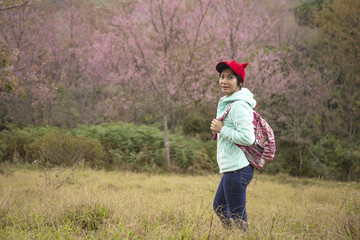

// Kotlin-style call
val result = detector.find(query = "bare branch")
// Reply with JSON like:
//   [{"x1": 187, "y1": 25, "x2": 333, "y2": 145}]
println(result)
[{"x1": 0, "y1": 0, "x2": 29, "y2": 12}]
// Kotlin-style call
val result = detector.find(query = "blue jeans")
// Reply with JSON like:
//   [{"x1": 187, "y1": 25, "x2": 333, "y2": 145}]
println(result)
[{"x1": 213, "y1": 165, "x2": 254, "y2": 229}]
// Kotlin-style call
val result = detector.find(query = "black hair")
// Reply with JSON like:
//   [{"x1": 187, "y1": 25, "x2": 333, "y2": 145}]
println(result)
[{"x1": 235, "y1": 74, "x2": 244, "y2": 90}]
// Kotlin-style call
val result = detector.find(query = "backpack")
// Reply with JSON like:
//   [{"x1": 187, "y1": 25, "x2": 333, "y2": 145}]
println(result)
[{"x1": 213, "y1": 101, "x2": 276, "y2": 170}]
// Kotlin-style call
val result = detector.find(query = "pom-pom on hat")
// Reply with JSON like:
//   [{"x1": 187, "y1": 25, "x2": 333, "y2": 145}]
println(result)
[{"x1": 216, "y1": 60, "x2": 248, "y2": 83}]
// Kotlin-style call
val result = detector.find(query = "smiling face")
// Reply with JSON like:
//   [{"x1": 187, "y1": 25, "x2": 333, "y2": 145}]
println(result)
[{"x1": 219, "y1": 68, "x2": 240, "y2": 97}]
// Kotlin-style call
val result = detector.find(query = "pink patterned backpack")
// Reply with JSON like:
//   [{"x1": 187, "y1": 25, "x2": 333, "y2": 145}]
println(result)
[{"x1": 213, "y1": 101, "x2": 276, "y2": 169}]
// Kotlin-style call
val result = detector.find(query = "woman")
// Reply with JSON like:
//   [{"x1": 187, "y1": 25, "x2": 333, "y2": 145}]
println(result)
[{"x1": 210, "y1": 60, "x2": 256, "y2": 231}]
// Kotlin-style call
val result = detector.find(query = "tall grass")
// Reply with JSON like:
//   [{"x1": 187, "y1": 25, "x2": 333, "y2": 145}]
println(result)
[{"x1": 0, "y1": 166, "x2": 359, "y2": 239}]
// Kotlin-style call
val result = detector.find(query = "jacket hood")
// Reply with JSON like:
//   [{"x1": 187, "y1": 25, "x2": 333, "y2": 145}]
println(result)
[{"x1": 218, "y1": 88, "x2": 257, "y2": 112}]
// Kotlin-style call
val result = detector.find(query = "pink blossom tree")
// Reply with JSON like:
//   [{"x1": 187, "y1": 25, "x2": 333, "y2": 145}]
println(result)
[
  {"x1": 0, "y1": 1, "x2": 58, "y2": 124},
  {"x1": 248, "y1": 46, "x2": 331, "y2": 173},
  {"x1": 213, "y1": 0, "x2": 286, "y2": 61},
  {"x1": 107, "y1": 0, "x2": 217, "y2": 169},
  {"x1": 0, "y1": 1, "x2": 30, "y2": 93},
  {"x1": 34, "y1": 0, "x2": 109, "y2": 126},
  {"x1": 0, "y1": 0, "x2": 107, "y2": 126}
]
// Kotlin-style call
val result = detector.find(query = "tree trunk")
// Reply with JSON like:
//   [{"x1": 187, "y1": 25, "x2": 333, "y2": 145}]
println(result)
[
  {"x1": 347, "y1": 107, "x2": 354, "y2": 181},
  {"x1": 171, "y1": 106, "x2": 176, "y2": 134},
  {"x1": 294, "y1": 117, "x2": 303, "y2": 174},
  {"x1": 298, "y1": 144, "x2": 303, "y2": 174},
  {"x1": 163, "y1": 111, "x2": 171, "y2": 170}
]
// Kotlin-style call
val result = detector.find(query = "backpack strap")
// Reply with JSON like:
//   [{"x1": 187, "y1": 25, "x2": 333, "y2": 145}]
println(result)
[{"x1": 212, "y1": 101, "x2": 237, "y2": 140}]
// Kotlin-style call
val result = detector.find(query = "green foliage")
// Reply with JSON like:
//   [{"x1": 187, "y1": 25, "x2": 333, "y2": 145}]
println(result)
[
  {"x1": 25, "y1": 132, "x2": 104, "y2": 167},
  {"x1": 0, "y1": 40, "x2": 15, "y2": 93},
  {"x1": 74, "y1": 123, "x2": 165, "y2": 169},
  {"x1": 200, "y1": 140, "x2": 218, "y2": 172},
  {"x1": 0, "y1": 123, "x2": 217, "y2": 173},
  {"x1": 74, "y1": 122, "x2": 216, "y2": 172},
  {"x1": 314, "y1": 0, "x2": 360, "y2": 181},
  {"x1": 293, "y1": 0, "x2": 333, "y2": 27},
  {"x1": 310, "y1": 135, "x2": 359, "y2": 181},
  {"x1": 1, "y1": 120, "x2": 359, "y2": 179},
  {"x1": 0, "y1": 125, "x2": 61, "y2": 163},
  {"x1": 263, "y1": 135, "x2": 360, "y2": 181},
  {"x1": 263, "y1": 138, "x2": 303, "y2": 176},
  {"x1": 169, "y1": 135, "x2": 211, "y2": 171},
  {"x1": 182, "y1": 116, "x2": 208, "y2": 137}
]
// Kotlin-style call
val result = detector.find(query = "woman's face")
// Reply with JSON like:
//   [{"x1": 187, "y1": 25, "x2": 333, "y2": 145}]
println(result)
[{"x1": 219, "y1": 68, "x2": 239, "y2": 97}]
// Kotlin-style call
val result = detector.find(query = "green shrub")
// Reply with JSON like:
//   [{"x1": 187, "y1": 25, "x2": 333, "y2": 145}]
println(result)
[
  {"x1": 74, "y1": 122, "x2": 217, "y2": 172},
  {"x1": 0, "y1": 125, "x2": 61, "y2": 163},
  {"x1": 310, "y1": 135, "x2": 352, "y2": 181},
  {"x1": 262, "y1": 135, "x2": 360, "y2": 181},
  {"x1": 74, "y1": 122, "x2": 165, "y2": 168},
  {"x1": 25, "y1": 132, "x2": 104, "y2": 167},
  {"x1": 201, "y1": 140, "x2": 218, "y2": 171},
  {"x1": 170, "y1": 135, "x2": 215, "y2": 172},
  {"x1": 0, "y1": 122, "x2": 218, "y2": 173}
]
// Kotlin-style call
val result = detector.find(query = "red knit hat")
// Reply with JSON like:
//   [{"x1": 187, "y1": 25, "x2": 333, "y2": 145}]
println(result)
[{"x1": 216, "y1": 60, "x2": 248, "y2": 83}]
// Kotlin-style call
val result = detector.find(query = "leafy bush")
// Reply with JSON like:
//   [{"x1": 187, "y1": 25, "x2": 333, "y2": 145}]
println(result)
[
  {"x1": 0, "y1": 125, "x2": 61, "y2": 163},
  {"x1": 25, "y1": 132, "x2": 104, "y2": 167},
  {"x1": 0, "y1": 122, "x2": 218, "y2": 173},
  {"x1": 74, "y1": 122, "x2": 217, "y2": 172},
  {"x1": 202, "y1": 140, "x2": 218, "y2": 170},
  {"x1": 310, "y1": 135, "x2": 352, "y2": 180},
  {"x1": 262, "y1": 135, "x2": 360, "y2": 181},
  {"x1": 74, "y1": 123, "x2": 165, "y2": 168},
  {"x1": 170, "y1": 136, "x2": 216, "y2": 173}
]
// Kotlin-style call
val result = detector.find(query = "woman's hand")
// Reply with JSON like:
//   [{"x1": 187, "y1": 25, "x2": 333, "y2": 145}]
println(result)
[{"x1": 210, "y1": 119, "x2": 223, "y2": 134}]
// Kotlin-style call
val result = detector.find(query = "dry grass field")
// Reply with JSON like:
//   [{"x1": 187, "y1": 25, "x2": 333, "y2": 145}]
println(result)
[{"x1": 0, "y1": 166, "x2": 359, "y2": 239}]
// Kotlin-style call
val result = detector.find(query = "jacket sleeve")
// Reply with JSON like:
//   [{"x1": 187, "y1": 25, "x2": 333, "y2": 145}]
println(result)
[{"x1": 218, "y1": 101, "x2": 255, "y2": 146}]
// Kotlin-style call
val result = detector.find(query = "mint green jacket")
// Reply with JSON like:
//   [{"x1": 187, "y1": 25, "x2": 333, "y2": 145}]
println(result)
[{"x1": 216, "y1": 89, "x2": 256, "y2": 173}]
